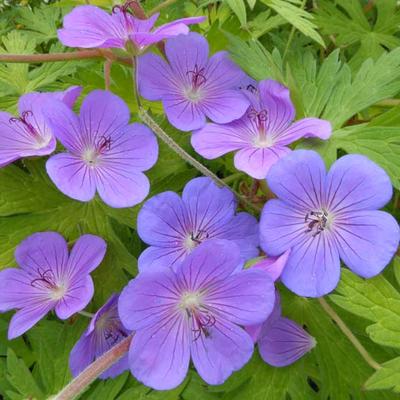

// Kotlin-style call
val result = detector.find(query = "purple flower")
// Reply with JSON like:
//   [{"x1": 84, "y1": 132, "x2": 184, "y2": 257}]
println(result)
[
  {"x1": 0, "y1": 232, "x2": 106, "y2": 339},
  {"x1": 69, "y1": 294, "x2": 131, "y2": 379},
  {"x1": 247, "y1": 291, "x2": 316, "y2": 367},
  {"x1": 118, "y1": 240, "x2": 275, "y2": 390},
  {"x1": 260, "y1": 150, "x2": 400, "y2": 297},
  {"x1": 0, "y1": 86, "x2": 81, "y2": 168},
  {"x1": 45, "y1": 90, "x2": 158, "y2": 208},
  {"x1": 58, "y1": 4, "x2": 205, "y2": 51},
  {"x1": 137, "y1": 32, "x2": 249, "y2": 131},
  {"x1": 191, "y1": 80, "x2": 332, "y2": 179},
  {"x1": 137, "y1": 177, "x2": 259, "y2": 272}
]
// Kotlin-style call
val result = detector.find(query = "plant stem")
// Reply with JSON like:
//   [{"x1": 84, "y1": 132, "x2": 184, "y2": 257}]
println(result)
[
  {"x1": 104, "y1": 60, "x2": 112, "y2": 90},
  {"x1": 132, "y1": 57, "x2": 142, "y2": 109},
  {"x1": 0, "y1": 50, "x2": 132, "y2": 65},
  {"x1": 138, "y1": 108, "x2": 261, "y2": 213},
  {"x1": 318, "y1": 298, "x2": 381, "y2": 371},
  {"x1": 53, "y1": 335, "x2": 133, "y2": 400},
  {"x1": 149, "y1": 0, "x2": 178, "y2": 15},
  {"x1": 78, "y1": 311, "x2": 94, "y2": 318}
]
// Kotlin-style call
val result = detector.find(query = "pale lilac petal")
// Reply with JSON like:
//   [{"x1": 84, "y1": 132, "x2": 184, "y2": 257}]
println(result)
[
  {"x1": 15, "y1": 232, "x2": 68, "y2": 276},
  {"x1": 0, "y1": 269, "x2": 43, "y2": 312},
  {"x1": 245, "y1": 324, "x2": 263, "y2": 343},
  {"x1": 165, "y1": 32, "x2": 209, "y2": 81},
  {"x1": 163, "y1": 95, "x2": 206, "y2": 131},
  {"x1": 252, "y1": 250, "x2": 290, "y2": 282},
  {"x1": 58, "y1": 5, "x2": 125, "y2": 49},
  {"x1": 177, "y1": 240, "x2": 241, "y2": 290},
  {"x1": 138, "y1": 53, "x2": 175, "y2": 100},
  {"x1": 266, "y1": 150, "x2": 326, "y2": 211},
  {"x1": 128, "y1": 314, "x2": 190, "y2": 390},
  {"x1": 190, "y1": 319, "x2": 253, "y2": 385},
  {"x1": 95, "y1": 168, "x2": 150, "y2": 208},
  {"x1": 333, "y1": 210, "x2": 399, "y2": 278},
  {"x1": 281, "y1": 233, "x2": 341, "y2": 297},
  {"x1": 275, "y1": 118, "x2": 332, "y2": 145},
  {"x1": 201, "y1": 89, "x2": 249, "y2": 124},
  {"x1": 258, "y1": 79, "x2": 295, "y2": 133},
  {"x1": 67, "y1": 234, "x2": 106, "y2": 276},
  {"x1": 326, "y1": 154, "x2": 393, "y2": 213},
  {"x1": 19, "y1": 87, "x2": 82, "y2": 110},
  {"x1": 54, "y1": 86, "x2": 83, "y2": 108},
  {"x1": 234, "y1": 145, "x2": 291, "y2": 179},
  {"x1": 8, "y1": 302, "x2": 53, "y2": 339},
  {"x1": 204, "y1": 268, "x2": 275, "y2": 325},
  {"x1": 182, "y1": 177, "x2": 236, "y2": 234},
  {"x1": 55, "y1": 276, "x2": 94, "y2": 319},
  {"x1": 43, "y1": 100, "x2": 82, "y2": 152},
  {"x1": 137, "y1": 191, "x2": 187, "y2": 247},
  {"x1": 260, "y1": 199, "x2": 306, "y2": 256},
  {"x1": 216, "y1": 212, "x2": 259, "y2": 262},
  {"x1": 138, "y1": 246, "x2": 185, "y2": 273},
  {"x1": 258, "y1": 317, "x2": 315, "y2": 367},
  {"x1": 46, "y1": 153, "x2": 96, "y2": 202},
  {"x1": 79, "y1": 90, "x2": 130, "y2": 140},
  {"x1": 69, "y1": 333, "x2": 96, "y2": 377},
  {"x1": 191, "y1": 120, "x2": 249, "y2": 159},
  {"x1": 118, "y1": 267, "x2": 179, "y2": 331}
]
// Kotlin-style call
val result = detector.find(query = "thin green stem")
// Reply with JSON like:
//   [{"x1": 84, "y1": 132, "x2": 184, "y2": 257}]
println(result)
[
  {"x1": 104, "y1": 59, "x2": 112, "y2": 91},
  {"x1": 318, "y1": 298, "x2": 381, "y2": 371},
  {"x1": 149, "y1": 0, "x2": 178, "y2": 15},
  {"x1": 78, "y1": 311, "x2": 94, "y2": 318},
  {"x1": 132, "y1": 56, "x2": 142, "y2": 109},
  {"x1": 53, "y1": 335, "x2": 133, "y2": 400},
  {"x1": 139, "y1": 108, "x2": 261, "y2": 213},
  {"x1": 282, "y1": 0, "x2": 307, "y2": 62}
]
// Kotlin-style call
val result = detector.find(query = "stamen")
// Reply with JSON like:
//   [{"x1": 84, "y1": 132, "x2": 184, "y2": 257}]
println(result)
[
  {"x1": 305, "y1": 210, "x2": 329, "y2": 237},
  {"x1": 97, "y1": 135, "x2": 112, "y2": 154},
  {"x1": 104, "y1": 326, "x2": 128, "y2": 346},
  {"x1": 30, "y1": 267, "x2": 57, "y2": 290},
  {"x1": 187, "y1": 64, "x2": 207, "y2": 89},
  {"x1": 190, "y1": 311, "x2": 216, "y2": 341},
  {"x1": 112, "y1": 1, "x2": 136, "y2": 14},
  {"x1": 9, "y1": 110, "x2": 38, "y2": 137},
  {"x1": 190, "y1": 230, "x2": 209, "y2": 244}
]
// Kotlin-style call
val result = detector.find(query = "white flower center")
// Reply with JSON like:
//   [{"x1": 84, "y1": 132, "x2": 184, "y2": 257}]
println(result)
[
  {"x1": 184, "y1": 87, "x2": 204, "y2": 103},
  {"x1": 252, "y1": 134, "x2": 275, "y2": 148},
  {"x1": 82, "y1": 147, "x2": 99, "y2": 167},
  {"x1": 50, "y1": 284, "x2": 67, "y2": 301},
  {"x1": 179, "y1": 291, "x2": 202, "y2": 311}
]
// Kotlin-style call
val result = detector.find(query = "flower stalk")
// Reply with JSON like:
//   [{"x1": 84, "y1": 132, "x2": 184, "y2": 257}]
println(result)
[{"x1": 53, "y1": 335, "x2": 133, "y2": 400}]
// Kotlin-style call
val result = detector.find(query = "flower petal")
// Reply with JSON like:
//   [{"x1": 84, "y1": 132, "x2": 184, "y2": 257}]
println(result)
[
  {"x1": 205, "y1": 268, "x2": 275, "y2": 325},
  {"x1": 182, "y1": 177, "x2": 236, "y2": 234},
  {"x1": 67, "y1": 234, "x2": 107, "y2": 276},
  {"x1": 266, "y1": 150, "x2": 326, "y2": 210},
  {"x1": 46, "y1": 153, "x2": 96, "y2": 202},
  {"x1": 281, "y1": 233, "x2": 341, "y2": 297},
  {"x1": 333, "y1": 210, "x2": 399, "y2": 278},
  {"x1": 258, "y1": 317, "x2": 315, "y2": 367},
  {"x1": 138, "y1": 53, "x2": 175, "y2": 100},
  {"x1": 55, "y1": 276, "x2": 94, "y2": 319},
  {"x1": 128, "y1": 314, "x2": 190, "y2": 390},
  {"x1": 191, "y1": 120, "x2": 249, "y2": 159},
  {"x1": 260, "y1": 199, "x2": 307, "y2": 256},
  {"x1": 275, "y1": 118, "x2": 332, "y2": 145},
  {"x1": 15, "y1": 232, "x2": 68, "y2": 276},
  {"x1": 58, "y1": 5, "x2": 124, "y2": 49},
  {"x1": 177, "y1": 240, "x2": 241, "y2": 290},
  {"x1": 252, "y1": 250, "x2": 290, "y2": 282},
  {"x1": 138, "y1": 246, "x2": 186, "y2": 272},
  {"x1": 326, "y1": 154, "x2": 393, "y2": 213},
  {"x1": 118, "y1": 267, "x2": 180, "y2": 331},
  {"x1": 138, "y1": 191, "x2": 187, "y2": 247},
  {"x1": 259, "y1": 79, "x2": 295, "y2": 134},
  {"x1": 234, "y1": 145, "x2": 291, "y2": 179},
  {"x1": 190, "y1": 319, "x2": 253, "y2": 385},
  {"x1": 69, "y1": 332, "x2": 96, "y2": 377},
  {"x1": 8, "y1": 302, "x2": 53, "y2": 339},
  {"x1": 79, "y1": 90, "x2": 130, "y2": 140}
]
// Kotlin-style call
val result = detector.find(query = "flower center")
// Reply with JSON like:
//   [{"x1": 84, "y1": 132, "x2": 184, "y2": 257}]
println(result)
[
  {"x1": 103, "y1": 320, "x2": 129, "y2": 346},
  {"x1": 184, "y1": 64, "x2": 207, "y2": 103},
  {"x1": 82, "y1": 135, "x2": 112, "y2": 167},
  {"x1": 248, "y1": 108, "x2": 273, "y2": 146},
  {"x1": 304, "y1": 209, "x2": 332, "y2": 237},
  {"x1": 183, "y1": 230, "x2": 209, "y2": 251},
  {"x1": 9, "y1": 110, "x2": 48, "y2": 148},
  {"x1": 179, "y1": 291, "x2": 216, "y2": 340},
  {"x1": 30, "y1": 267, "x2": 66, "y2": 300}
]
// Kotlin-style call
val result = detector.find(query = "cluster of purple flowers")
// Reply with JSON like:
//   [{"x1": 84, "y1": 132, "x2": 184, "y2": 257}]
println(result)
[{"x1": 0, "y1": 1, "x2": 398, "y2": 393}]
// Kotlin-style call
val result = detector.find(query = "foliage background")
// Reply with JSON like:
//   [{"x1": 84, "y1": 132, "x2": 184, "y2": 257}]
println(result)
[{"x1": 0, "y1": 0, "x2": 400, "y2": 399}]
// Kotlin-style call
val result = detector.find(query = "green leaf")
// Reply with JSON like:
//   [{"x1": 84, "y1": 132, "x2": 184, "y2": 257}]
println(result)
[
  {"x1": 261, "y1": 0, "x2": 325, "y2": 47},
  {"x1": 225, "y1": 0, "x2": 247, "y2": 26},
  {"x1": 365, "y1": 357, "x2": 400, "y2": 393},
  {"x1": 6, "y1": 348, "x2": 44, "y2": 400}
]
